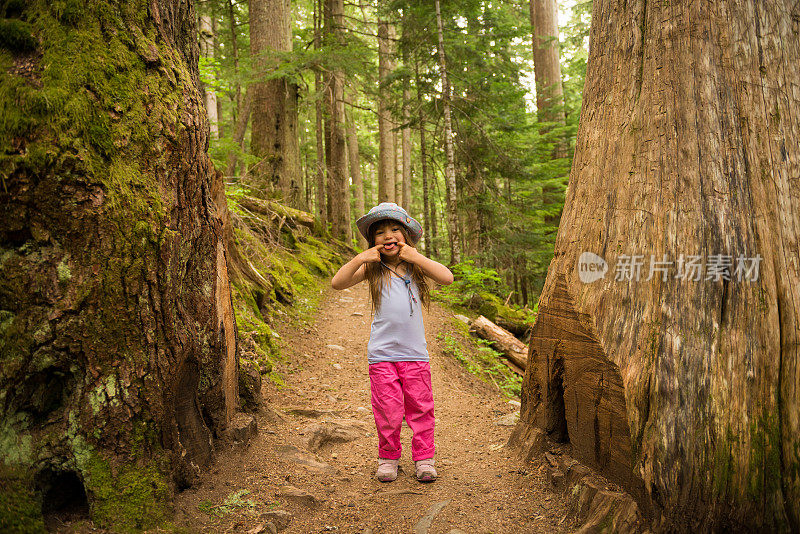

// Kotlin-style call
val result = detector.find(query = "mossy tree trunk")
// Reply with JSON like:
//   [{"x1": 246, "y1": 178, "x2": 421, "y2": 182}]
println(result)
[
  {"x1": 512, "y1": 0, "x2": 800, "y2": 531},
  {"x1": 0, "y1": 0, "x2": 238, "y2": 530}
]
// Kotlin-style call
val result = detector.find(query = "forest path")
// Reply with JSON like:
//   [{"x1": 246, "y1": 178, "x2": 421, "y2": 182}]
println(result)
[{"x1": 174, "y1": 283, "x2": 575, "y2": 533}]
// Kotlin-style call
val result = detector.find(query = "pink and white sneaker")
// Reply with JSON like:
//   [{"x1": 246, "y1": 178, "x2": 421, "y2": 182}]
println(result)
[
  {"x1": 376, "y1": 458, "x2": 399, "y2": 482},
  {"x1": 415, "y1": 458, "x2": 437, "y2": 482}
]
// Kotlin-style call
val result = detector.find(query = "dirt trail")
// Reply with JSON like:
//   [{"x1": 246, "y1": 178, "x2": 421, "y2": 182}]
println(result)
[{"x1": 175, "y1": 283, "x2": 575, "y2": 533}]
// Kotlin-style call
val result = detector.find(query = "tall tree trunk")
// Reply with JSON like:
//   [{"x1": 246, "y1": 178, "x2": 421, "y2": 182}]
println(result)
[
  {"x1": 377, "y1": 20, "x2": 395, "y2": 203},
  {"x1": 249, "y1": 0, "x2": 301, "y2": 206},
  {"x1": 313, "y1": 0, "x2": 326, "y2": 223},
  {"x1": 227, "y1": 0, "x2": 242, "y2": 123},
  {"x1": 199, "y1": 14, "x2": 219, "y2": 139},
  {"x1": 345, "y1": 92, "x2": 367, "y2": 248},
  {"x1": 0, "y1": 0, "x2": 238, "y2": 528},
  {"x1": 402, "y1": 85, "x2": 412, "y2": 210},
  {"x1": 430, "y1": 167, "x2": 439, "y2": 255},
  {"x1": 370, "y1": 162, "x2": 377, "y2": 206},
  {"x1": 323, "y1": 0, "x2": 349, "y2": 239},
  {"x1": 512, "y1": 1, "x2": 800, "y2": 531},
  {"x1": 225, "y1": 89, "x2": 252, "y2": 177},
  {"x1": 212, "y1": 16, "x2": 224, "y2": 138},
  {"x1": 530, "y1": 0, "x2": 566, "y2": 156},
  {"x1": 434, "y1": 0, "x2": 461, "y2": 264},
  {"x1": 416, "y1": 59, "x2": 433, "y2": 257},
  {"x1": 394, "y1": 130, "x2": 403, "y2": 203}
]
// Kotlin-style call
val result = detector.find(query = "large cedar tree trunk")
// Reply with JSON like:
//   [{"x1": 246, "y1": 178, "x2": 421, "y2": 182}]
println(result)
[
  {"x1": 512, "y1": 1, "x2": 800, "y2": 531},
  {"x1": 249, "y1": 0, "x2": 301, "y2": 206},
  {"x1": 0, "y1": 0, "x2": 238, "y2": 529}
]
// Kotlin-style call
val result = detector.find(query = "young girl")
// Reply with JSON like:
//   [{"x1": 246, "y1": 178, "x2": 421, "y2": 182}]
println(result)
[{"x1": 331, "y1": 203, "x2": 453, "y2": 482}]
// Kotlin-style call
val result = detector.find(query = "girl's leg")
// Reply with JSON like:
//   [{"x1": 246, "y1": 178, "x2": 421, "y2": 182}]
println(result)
[
  {"x1": 397, "y1": 361, "x2": 435, "y2": 461},
  {"x1": 369, "y1": 362, "x2": 404, "y2": 460}
]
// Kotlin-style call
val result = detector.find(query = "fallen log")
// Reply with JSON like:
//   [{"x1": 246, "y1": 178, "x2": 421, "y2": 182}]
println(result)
[
  {"x1": 239, "y1": 196, "x2": 316, "y2": 229},
  {"x1": 470, "y1": 315, "x2": 528, "y2": 371}
]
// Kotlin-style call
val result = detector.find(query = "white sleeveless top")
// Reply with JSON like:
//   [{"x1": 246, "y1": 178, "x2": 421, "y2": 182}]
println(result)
[{"x1": 367, "y1": 275, "x2": 428, "y2": 364}]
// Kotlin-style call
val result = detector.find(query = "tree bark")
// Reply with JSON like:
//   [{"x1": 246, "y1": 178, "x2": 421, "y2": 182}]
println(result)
[
  {"x1": 434, "y1": 0, "x2": 461, "y2": 264},
  {"x1": 0, "y1": 0, "x2": 238, "y2": 527},
  {"x1": 313, "y1": 0, "x2": 327, "y2": 224},
  {"x1": 530, "y1": 0, "x2": 566, "y2": 132},
  {"x1": 513, "y1": 1, "x2": 800, "y2": 531},
  {"x1": 225, "y1": 89, "x2": 252, "y2": 177},
  {"x1": 227, "y1": 0, "x2": 243, "y2": 123},
  {"x1": 249, "y1": 0, "x2": 301, "y2": 206},
  {"x1": 323, "y1": 0, "x2": 350, "y2": 240},
  {"x1": 199, "y1": 14, "x2": 219, "y2": 139},
  {"x1": 401, "y1": 88, "x2": 412, "y2": 210},
  {"x1": 370, "y1": 162, "x2": 377, "y2": 206},
  {"x1": 470, "y1": 316, "x2": 528, "y2": 371},
  {"x1": 416, "y1": 56, "x2": 434, "y2": 257},
  {"x1": 377, "y1": 20, "x2": 396, "y2": 204},
  {"x1": 345, "y1": 91, "x2": 367, "y2": 248}
]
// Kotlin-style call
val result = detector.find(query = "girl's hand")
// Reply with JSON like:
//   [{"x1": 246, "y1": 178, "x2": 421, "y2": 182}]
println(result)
[
  {"x1": 358, "y1": 245, "x2": 384, "y2": 264},
  {"x1": 397, "y1": 242, "x2": 422, "y2": 264}
]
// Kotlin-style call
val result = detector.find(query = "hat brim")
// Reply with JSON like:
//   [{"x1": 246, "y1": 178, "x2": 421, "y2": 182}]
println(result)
[{"x1": 356, "y1": 210, "x2": 423, "y2": 244}]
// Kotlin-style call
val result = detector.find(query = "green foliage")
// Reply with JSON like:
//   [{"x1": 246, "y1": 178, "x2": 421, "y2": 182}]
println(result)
[
  {"x1": 197, "y1": 0, "x2": 591, "y2": 303},
  {"x1": 437, "y1": 326, "x2": 521, "y2": 398},
  {"x1": 198, "y1": 489, "x2": 258, "y2": 518},
  {"x1": 434, "y1": 260, "x2": 504, "y2": 305},
  {"x1": 433, "y1": 260, "x2": 533, "y2": 325}
]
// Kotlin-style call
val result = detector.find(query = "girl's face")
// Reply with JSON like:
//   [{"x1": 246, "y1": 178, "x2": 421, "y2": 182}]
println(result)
[{"x1": 372, "y1": 220, "x2": 407, "y2": 257}]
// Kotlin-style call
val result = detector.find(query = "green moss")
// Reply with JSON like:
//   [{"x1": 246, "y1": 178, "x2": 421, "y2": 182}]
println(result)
[
  {"x1": 712, "y1": 427, "x2": 738, "y2": 498},
  {"x1": 0, "y1": 415, "x2": 33, "y2": 466},
  {"x1": 0, "y1": 19, "x2": 37, "y2": 52},
  {"x1": 87, "y1": 460, "x2": 171, "y2": 532},
  {"x1": 747, "y1": 413, "x2": 784, "y2": 502},
  {"x1": 68, "y1": 430, "x2": 170, "y2": 533},
  {"x1": 229, "y1": 215, "x2": 346, "y2": 389},
  {"x1": 0, "y1": 466, "x2": 46, "y2": 534},
  {"x1": 0, "y1": 1, "x2": 183, "y2": 224},
  {"x1": 56, "y1": 258, "x2": 71, "y2": 282}
]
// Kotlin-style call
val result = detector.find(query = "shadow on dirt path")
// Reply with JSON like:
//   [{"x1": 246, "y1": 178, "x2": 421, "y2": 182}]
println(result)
[{"x1": 174, "y1": 283, "x2": 576, "y2": 533}]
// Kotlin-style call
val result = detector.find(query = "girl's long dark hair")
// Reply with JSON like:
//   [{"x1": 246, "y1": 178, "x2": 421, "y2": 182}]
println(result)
[{"x1": 364, "y1": 221, "x2": 430, "y2": 314}]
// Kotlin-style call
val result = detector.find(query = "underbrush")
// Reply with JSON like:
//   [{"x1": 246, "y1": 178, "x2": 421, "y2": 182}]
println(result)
[
  {"x1": 224, "y1": 184, "x2": 352, "y2": 399},
  {"x1": 433, "y1": 260, "x2": 537, "y2": 327},
  {"x1": 433, "y1": 260, "x2": 535, "y2": 399},
  {"x1": 437, "y1": 319, "x2": 523, "y2": 399}
]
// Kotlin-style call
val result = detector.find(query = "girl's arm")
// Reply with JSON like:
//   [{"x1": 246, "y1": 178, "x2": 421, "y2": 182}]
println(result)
[
  {"x1": 398, "y1": 244, "x2": 454, "y2": 285},
  {"x1": 331, "y1": 245, "x2": 383, "y2": 290}
]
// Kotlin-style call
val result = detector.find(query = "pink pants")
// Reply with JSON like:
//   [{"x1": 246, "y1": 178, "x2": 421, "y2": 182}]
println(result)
[{"x1": 369, "y1": 361, "x2": 435, "y2": 461}]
